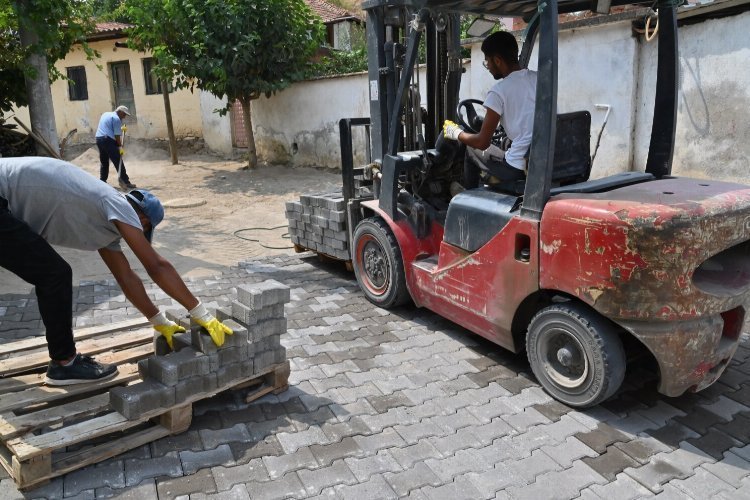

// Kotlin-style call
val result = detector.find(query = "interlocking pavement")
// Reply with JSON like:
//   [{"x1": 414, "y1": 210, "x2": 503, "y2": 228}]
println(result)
[{"x1": 2, "y1": 254, "x2": 750, "y2": 499}]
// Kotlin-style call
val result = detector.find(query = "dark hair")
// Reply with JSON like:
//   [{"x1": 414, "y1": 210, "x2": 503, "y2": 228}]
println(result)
[{"x1": 481, "y1": 31, "x2": 519, "y2": 65}]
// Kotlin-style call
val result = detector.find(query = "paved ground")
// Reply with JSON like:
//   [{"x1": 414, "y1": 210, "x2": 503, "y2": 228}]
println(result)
[{"x1": 2, "y1": 254, "x2": 750, "y2": 499}]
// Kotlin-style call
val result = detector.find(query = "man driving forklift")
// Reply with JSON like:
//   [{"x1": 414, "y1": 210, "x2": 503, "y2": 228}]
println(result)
[{"x1": 443, "y1": 31, "x2": 537, "y2": 189}]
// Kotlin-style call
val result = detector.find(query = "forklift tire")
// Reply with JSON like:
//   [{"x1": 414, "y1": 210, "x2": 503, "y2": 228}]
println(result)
[
  {"x1": 526, "y1": 302, "x2": 626, "y2": 408},
  {"x1": 352, "y1": 217, "x2": 411, "y2": 308}
]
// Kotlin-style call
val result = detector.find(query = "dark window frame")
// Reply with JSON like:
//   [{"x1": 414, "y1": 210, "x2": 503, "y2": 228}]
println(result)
[
  {"x1": 66, "y1": 66, "x2": 88, "y2": 101},
  {"x1": 143, "y1": 57, "x2": 170, "y2": 95}
]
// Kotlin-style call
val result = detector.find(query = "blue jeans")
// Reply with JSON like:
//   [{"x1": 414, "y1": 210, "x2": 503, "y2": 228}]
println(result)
[
  {"x1": 96, "y1": 136, "x2": 131, "y2": 183},
  {"x1": 0, "y1": 197, "x2": 75, "y2": 360}
]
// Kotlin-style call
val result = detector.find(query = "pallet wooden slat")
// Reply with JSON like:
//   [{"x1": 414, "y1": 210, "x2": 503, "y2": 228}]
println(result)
[
  {"x1": 0, "y1": 328, "x2": 153, "y2": 377},
  {"x1": 0, "y1": 318, "x2": 148, "y2": 357},
  {"x1": 0, "y1": 393, "x2": 110, "y2": 441}
]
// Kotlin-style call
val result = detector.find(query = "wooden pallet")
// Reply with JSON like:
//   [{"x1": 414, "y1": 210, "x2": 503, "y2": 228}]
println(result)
[{"x1": 0, "y1": 319, "x2": 290, "y2": 490}]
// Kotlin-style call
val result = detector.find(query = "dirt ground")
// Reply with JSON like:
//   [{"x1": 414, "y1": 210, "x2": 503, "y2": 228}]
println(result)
[{"x1": 0, "y1": 143, "x2": 343, "y2": 294}]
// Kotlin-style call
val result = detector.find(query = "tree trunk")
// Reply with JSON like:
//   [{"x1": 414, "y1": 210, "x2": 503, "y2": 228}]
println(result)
[
  {"x1": 16, "y1": 0, "x2": 59, "y2": 155},
  {"x1": 161, "y1": 79, "x2": 178, "y2": 165},
  {"x1": 240, "y1": 96, "x2": 257, "y2": 169}
]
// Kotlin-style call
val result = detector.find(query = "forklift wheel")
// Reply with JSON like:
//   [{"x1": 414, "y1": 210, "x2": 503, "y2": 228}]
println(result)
[
  {"x1": 352, "y1": 217, "x2": 410, "y2": 308},
  {"x1": 526, "y1": 302, "x2": 626, "y2": 408}
]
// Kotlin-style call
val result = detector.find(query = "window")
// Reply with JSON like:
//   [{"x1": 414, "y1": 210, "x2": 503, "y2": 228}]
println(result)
[
  {"x1": 66, "y1": 66, "x2": 88, "y2": 101},
  {"x1": 142, "y1": 58, "x2": 168, "y2": 95}
]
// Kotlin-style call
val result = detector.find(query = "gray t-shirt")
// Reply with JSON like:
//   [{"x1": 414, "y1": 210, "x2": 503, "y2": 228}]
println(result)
[{"x1": 0, "y1": 157, "x2": 142, "y2": 251}]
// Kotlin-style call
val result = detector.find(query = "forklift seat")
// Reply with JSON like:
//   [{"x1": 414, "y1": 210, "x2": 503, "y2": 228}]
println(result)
[{"x1": 489, "y1": 110, "x2": 592, "y2": 196}]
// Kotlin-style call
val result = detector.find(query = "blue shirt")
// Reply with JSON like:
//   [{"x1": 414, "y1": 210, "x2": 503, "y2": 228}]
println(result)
[{"x1": 95, "y1": 111, "x2": 123, "y2": 140}]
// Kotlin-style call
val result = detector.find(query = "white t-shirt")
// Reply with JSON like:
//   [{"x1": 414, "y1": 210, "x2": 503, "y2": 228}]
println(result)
[
  {"x1": 483, "y1": 69, "x2": 537, "y2": 170},
  {"x1": 0, "y1": 157, "x2": 142, "y2": 251}
]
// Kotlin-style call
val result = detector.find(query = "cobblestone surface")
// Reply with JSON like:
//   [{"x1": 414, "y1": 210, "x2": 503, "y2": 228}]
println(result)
[{"x1": 2, "y1": 254, "x2": 750, "y2": 499}]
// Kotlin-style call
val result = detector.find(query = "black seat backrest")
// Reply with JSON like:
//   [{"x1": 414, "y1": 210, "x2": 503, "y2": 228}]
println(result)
[{"x1": 552, "y1": 110, "x2": 592, "y2": 185}]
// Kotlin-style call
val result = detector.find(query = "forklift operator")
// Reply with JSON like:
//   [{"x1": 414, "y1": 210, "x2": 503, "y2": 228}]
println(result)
[{"x1": 443, "y1": 31, "x2": 537, "y2": 189}]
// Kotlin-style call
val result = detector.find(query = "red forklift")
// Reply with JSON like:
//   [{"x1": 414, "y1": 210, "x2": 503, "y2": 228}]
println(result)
[{"x1": 338, "y1": 0, "x2": 750, "y2": 407}]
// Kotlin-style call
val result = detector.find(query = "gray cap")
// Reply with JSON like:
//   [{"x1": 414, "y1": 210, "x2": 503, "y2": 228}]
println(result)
[{"x1": 115, "y1": 105, "x2": 130, "y2": 116}]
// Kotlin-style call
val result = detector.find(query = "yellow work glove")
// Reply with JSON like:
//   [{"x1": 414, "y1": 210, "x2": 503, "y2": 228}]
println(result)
[
  {"x1": 121, "y1": 125, "x2": 127, "y2": 133},
  {"x1": 443, "y1": 120, "x2": 463, "y2": 141},
  {"x1": 119, "y1": 148, "x2": 125, "y2": 156},
  {"x1": 148, "y1": 311, "x2": 186, "y2": 350},
  {"x1": 189, "y1": 301, "x2": 233, "y2": 347}
]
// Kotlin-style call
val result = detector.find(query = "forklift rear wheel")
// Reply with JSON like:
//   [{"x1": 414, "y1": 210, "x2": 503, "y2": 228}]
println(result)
[
  {"x1": 352, "y1": 217, "x2": 410, "y2": 308},
  {"x1": 526, "y1": 302, "x2": 626, "y2": 407}
]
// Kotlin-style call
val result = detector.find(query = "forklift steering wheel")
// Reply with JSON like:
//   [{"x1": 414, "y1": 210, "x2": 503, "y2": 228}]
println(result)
[
  {"x1": 456, "y1": 99, "x2": 485, "y2": 133},
  {"x1": 457, "y1": 98, "x2": 509, "y2": 148}
]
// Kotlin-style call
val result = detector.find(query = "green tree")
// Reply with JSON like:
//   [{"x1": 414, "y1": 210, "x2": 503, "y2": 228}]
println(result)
[
  {"x1": 0, "y1": 0, "x2": 94, "y2": 151},
  {"x1": 126, "y1": 0, "x2": 324, "y2": 168}
]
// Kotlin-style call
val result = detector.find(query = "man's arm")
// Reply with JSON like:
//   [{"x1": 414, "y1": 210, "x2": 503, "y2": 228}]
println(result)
[
  {"x1": 100, "y1": 221, "x2": 199, "y2": 315},
  {"x1": 458, "y1": 108, "x2": 501, "y2": 150}
]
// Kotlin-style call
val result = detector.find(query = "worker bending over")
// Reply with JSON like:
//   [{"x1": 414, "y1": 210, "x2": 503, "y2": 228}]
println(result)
[{"x1": 0, "y1": 157, "x2": 232, "y2": 385}]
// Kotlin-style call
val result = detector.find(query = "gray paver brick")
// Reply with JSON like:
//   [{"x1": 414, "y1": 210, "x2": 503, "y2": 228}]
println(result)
[
  {"x1": 262, "y1": 446, "x2": 319, "y2": 479},
  {"x1": 180, "y1": 444, "x2": 235, "y2": 475},
  {"x1": 390, "y1": 440, "x2": 445, "y2": 469},
  {"x1": 96, "y1": 478, "x2": 158, "y2": 499},
  {"x1": 394, "y1": 420, "x2": 446, "y2": 445},
  {"x1": 156, "y1": 468, "x2": 217, "y2": 498},
  {"x1": 125, "y1": 451, "x2": 182, "y2": 487},
  {"x1": 353, "y1": 427, "x2": 407, "y2": 453},
  {"x1": 383, "y1": 462, "x2": 442, "y2": 496},
  {"x1": 333, "y1": 473, "x2": 398, "y2": 500},
  {"x1": 701, "y1": 450, "x2": 750, "y2": 487},
  {"x1": 419, "y1": 475, "x2": 484, "y2": 500},
  {"x1": 361, "y1": 408, "x2": 413, "y2": 433},
  {"x1": 425, "y1": 448, "x2": 489, "y2": 482},
  {"x1": 189, "y1": 483, "x2": 251, "y2": 499},
  {"x1": 345, "y1": 450, "x2": 403, "y2": 482},
  {"x1": 700, "y1": 395, "x2": 750, "y2": 420},
  {"x1": 245, "y1": 472, "x2": 306, "y2": 500},
  {"x1": 505, "y1": 460, "x2": 607, "y2": 500},
  {"x1": 502, "y1": 407, "x2": 552, "y2": 433},
  {"x1": 199, "y1": 423, "x2": 252, "y2": 450},
  {"x1": 63, "y1": 460, "x2": 125, "y2": 497},
  {"x1": 276, "y1": 425, "x2": 332, "y2": 454},
  {"x1": 428, "y1": 426, "x2": 484, "y2": 455},
  {"x1": 540, "y1": 436, "x2": 599, "y2": 467},
  {"x1": 670, "y1": 466, "x2": 734, "y2": 498},
  {"x1": 297, "y1": 459, "x2": 357, "y2": 496},
  {"x1": 212, "y1": 459, "x2": 269, "y2": 491},
  {"x1": 585, "y1": 471, "x2": 655, "y2": 500}
]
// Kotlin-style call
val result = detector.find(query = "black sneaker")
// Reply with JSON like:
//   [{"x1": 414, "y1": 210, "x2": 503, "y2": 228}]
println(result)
[{"x1": 45, "y1": 354, "x2": 118, "y2": 386}]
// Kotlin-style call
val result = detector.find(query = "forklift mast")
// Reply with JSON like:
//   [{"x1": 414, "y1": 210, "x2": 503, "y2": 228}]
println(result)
[{"x1": 363, "y1": 0, "x2": 462, "y2": 163}]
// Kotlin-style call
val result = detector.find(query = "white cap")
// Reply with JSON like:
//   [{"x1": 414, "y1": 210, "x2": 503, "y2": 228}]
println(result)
[{"x1": 115, "y1": 105, "x2": 131, "y2": 116}]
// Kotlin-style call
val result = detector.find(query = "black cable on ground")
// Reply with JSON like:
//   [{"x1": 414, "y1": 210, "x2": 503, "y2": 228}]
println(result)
[{"x1": 233, "y1": 225, "x2": 294, "y2": 250}]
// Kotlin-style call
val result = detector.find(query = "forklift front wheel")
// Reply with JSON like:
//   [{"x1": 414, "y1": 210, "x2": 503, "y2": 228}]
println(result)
[
  {"x1": 352, "y1": 217, "x2": 410, "y2": 308},
  {"x1": 526, "y1": 303, "x2": 626, "y2": 407}
]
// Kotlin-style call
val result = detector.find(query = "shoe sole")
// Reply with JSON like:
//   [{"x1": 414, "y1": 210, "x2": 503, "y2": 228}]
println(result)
[{"x1": 44, "y1": 368, "x2": 119, "y2": 386}]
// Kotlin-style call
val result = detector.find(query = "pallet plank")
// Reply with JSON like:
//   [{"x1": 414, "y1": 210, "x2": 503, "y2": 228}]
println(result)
[
  {"x1": 0, "y1": 364, "x2": 139, "y2": 414},
  {"x1": 0, "y1": 328, "x2": 153, "y2": 377},
  {"x1": 0, "y1": 393, "x2": 110, "y2": 441},
  {"x1": 0, "y1": 318, "x2": 149, "y2": 357}
]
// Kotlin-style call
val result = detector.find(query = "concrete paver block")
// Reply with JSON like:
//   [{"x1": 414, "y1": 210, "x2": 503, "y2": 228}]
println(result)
[
  {"x1": 175, "y1": 372, "x2": 218, "y2": 403},
  {"x1": 110, "y1": 379, "x2": 176, "y2": 420},
  {"x1": 146, "y1": 347, "x2": 210, "y2": 386},
  {"x1": 237, "y1": 280, "x2": 291, "y2": 309}
]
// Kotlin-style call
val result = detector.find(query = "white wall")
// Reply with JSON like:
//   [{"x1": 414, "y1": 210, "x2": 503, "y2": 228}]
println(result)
[
  {"x1": 197, "y1": 9, "x2": 749, "y2": 184},
  {"x1": 200, "y1": 92, "x2": 233, "y2": 155},
  {"x1": 634, "y1": 10, "x2": 750, "y2": 183}
]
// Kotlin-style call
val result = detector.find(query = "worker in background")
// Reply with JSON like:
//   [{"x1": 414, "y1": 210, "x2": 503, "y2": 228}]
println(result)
[
  {"x1": 443, "y1": 31, "x2": 537, "y2": 188},
  {"x1": 0, "y1": 157, "x2": 232, "y2": 386},
  {"x1": 96, "y1": 105, "x2": 137, "y2": 190}
]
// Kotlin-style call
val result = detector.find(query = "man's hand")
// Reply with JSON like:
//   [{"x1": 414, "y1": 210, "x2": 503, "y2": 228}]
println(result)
[
  {"x1": 189, "y1": 302, "x2": 234, "y2": 347},
  {"x1": 443, "y1": 120, "x2": 463, "y2": 141},
  {"x1": 149, "y1": 311, "x2": 186, "y2": 350},
  {"x1": 119, "y1": 148, "x2": 125, "y2": 156}
]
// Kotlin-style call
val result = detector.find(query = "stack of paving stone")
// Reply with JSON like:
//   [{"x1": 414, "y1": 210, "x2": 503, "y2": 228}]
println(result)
[
  {"x1": 109, "y1": 279, "x2": 289, "y2": 420},
  {"x1": 285, "y1": 191, "x2": 349, "y2": 260}
]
